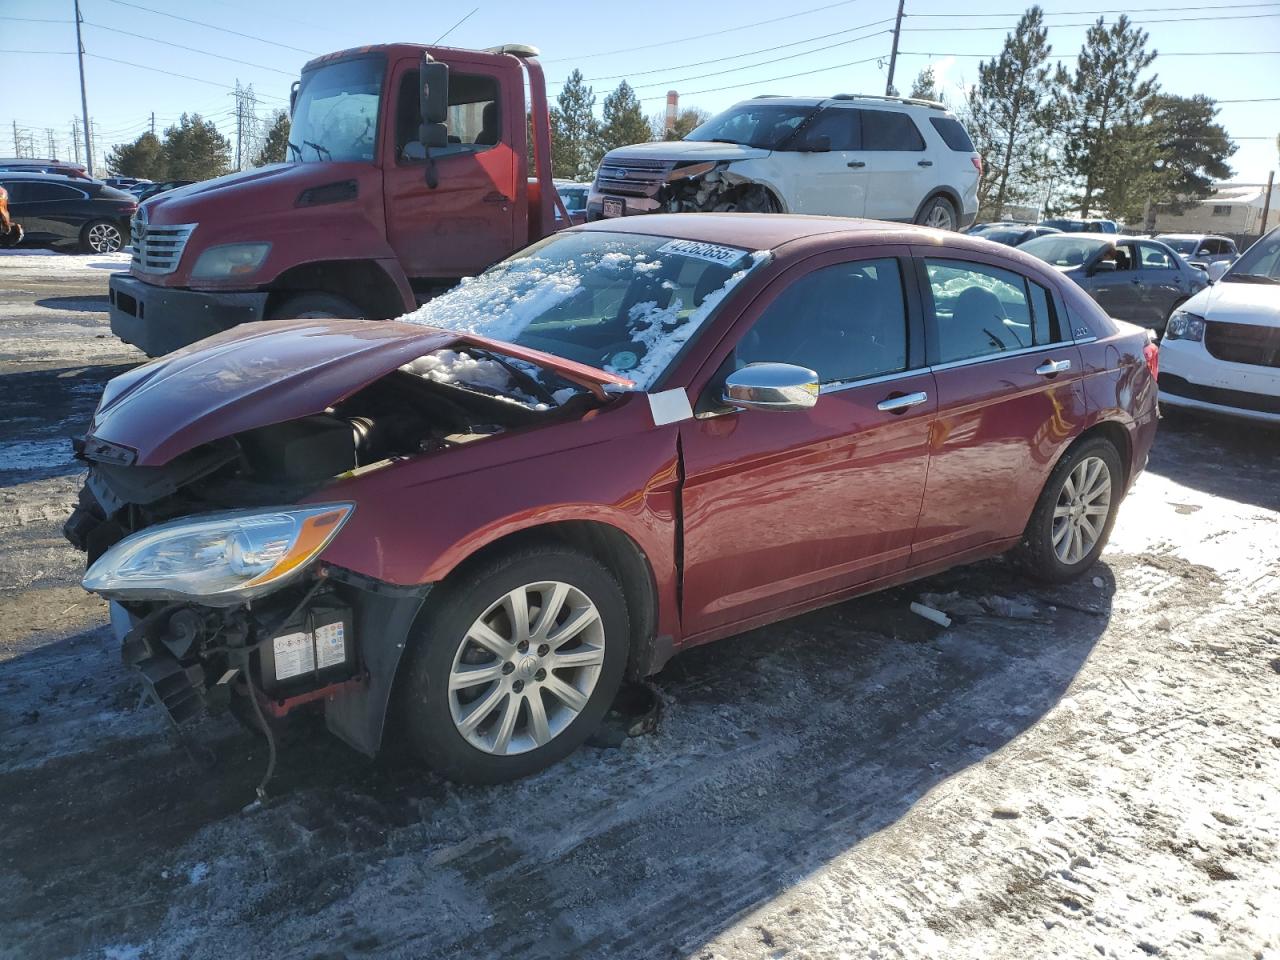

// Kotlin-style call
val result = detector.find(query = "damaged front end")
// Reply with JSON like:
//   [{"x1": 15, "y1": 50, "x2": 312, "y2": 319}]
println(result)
[
  {"x1": 592, "y1": 157, "x2": 781, "y2": 218},
  {"x1": 64, "y1": 318, "x2": 628, "y2": 757}
]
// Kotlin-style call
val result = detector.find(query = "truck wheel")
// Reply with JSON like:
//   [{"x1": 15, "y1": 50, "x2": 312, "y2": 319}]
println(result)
[
  {"x1": 268, "y1": 292, "x2": 365, "y2": 320},
  {"x1": 1016, "y1": 436, "x2": 1123, "y2": 583},
  {"x1": 81, "y1": 219, "x2": 124, "y2": 253},
  {"x1": 398, "y1": 545, "x2": 629, "y2": 784},
  {"x1": 915, "y1": 195, "x2": 958, "y2": 231}
]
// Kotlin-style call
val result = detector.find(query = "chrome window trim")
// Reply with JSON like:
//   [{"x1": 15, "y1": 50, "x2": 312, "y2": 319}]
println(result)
[
  {"x1": 928, "y1": 342, "x2": 1066, "y2": 373},
  {"x1": 819, "y1": 367, "x2": 925, "y2": 395}
]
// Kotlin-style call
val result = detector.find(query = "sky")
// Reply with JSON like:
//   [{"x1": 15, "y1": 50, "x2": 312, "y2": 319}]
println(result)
[{"x1": 1, "y1": 0, "x2": 1277, "y2": 183}]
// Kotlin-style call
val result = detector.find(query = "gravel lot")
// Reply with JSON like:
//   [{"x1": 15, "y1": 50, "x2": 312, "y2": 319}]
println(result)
[{"x1": 0, "y1": 248, "x2": 1276, "y2": 960}]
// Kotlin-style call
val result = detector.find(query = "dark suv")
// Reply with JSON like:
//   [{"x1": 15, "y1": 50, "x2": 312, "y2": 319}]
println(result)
[{"x1": 0, "y1": 173, "x2": 136, "y2": 253}]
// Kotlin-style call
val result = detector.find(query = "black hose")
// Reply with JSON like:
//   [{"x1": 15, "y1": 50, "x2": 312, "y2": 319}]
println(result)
[{"x1": 245, "y1": 675, "x2": 278, "y2": 802}]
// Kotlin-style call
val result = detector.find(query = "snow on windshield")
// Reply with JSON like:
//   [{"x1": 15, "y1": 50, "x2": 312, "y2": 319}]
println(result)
[
  {"x1": 400, "y1": 233, "x2": 770, "y2": 393},
  {"x1": 400, "y1": 350, "x2": 554, "y2": 411}
]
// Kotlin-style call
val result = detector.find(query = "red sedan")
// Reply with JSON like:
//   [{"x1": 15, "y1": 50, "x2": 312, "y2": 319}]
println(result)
[{"x1": 67, "y1": 214, "x2": 1158, "y2": 782}]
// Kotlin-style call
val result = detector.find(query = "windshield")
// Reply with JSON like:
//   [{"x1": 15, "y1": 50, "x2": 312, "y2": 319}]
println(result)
[
  {"x1": 558, "y1": 187, "x2": 588, "y2": 212},
  {"x1": 684, "y1": 103, "x2": 819, "y2": 150},
  {"x1": 289, "y1": 56, "x2": 383, "y2": 163},
  {"x1": 1020, "y1": 235, "x2": 1109, "y2": 268},
  {"x1": 1222, "y1": 228, "x2": 1280, "y2": 284},
  {"x1": 1159, "y1": 237, "x2": 1200, "y2": 255},
  {"x1": 403, "y1": 231, "x2": 768, "y2": 391}
]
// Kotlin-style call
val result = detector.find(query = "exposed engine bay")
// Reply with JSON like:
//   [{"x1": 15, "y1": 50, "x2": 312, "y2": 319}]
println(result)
[{"x1": 659, "y1": 163, "x2": 779, "y2": 215}]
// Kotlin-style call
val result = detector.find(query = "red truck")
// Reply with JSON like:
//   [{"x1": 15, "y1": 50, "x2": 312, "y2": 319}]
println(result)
[{"x1": 109, "y1": 43, "x2": 565, "y2": 357}]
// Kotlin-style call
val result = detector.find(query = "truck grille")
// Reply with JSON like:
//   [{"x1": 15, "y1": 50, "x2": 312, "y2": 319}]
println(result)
[
  {"x1": 131, "y1": 219, "x2": 196, "y2": 275},
  {"x1": 594, "y1": 158, "x2": 673, "y2": 197},
  {"x1": 1203, "y1": 321, "x2": 1280, "y2": 368}
]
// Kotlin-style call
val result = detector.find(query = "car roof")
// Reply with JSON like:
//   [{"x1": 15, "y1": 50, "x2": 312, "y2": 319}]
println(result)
[
  {"x1": 743, "y1": 94, "x2": 950, "y2": 113},
  {"x1": 0, "y1": 171, "x2": 98, "y2": 185},
  {"x1": 575, "y1": 212, "x2": 932, "y2": 250}
]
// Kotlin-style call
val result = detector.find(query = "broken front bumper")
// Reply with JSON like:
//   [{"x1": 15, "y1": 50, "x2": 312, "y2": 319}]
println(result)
[{"x1": 109, "y1": 273, "x2": 269, "y2": 357}]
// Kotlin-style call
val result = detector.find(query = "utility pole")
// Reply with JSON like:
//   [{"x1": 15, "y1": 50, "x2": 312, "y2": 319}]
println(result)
[
  {"x1": 47, "y1": 129, "x2": 57, "y2": 159},
  {"x1": 1260, "y1": 170, "x2": 1275, "y2": 237},
  {"x1": 150, "y1": 112, "x2": 155, "y2": 136},
  {"x1": 885, "y1": 0, "x2": 906, "y2": 96},
  {"x1": 70, "y1": 119, "x2": 81, "y2": 163},
  {"x1": 235, "y1": 80, "x2": 243, "y2": 171},
  {"x1": 11, "y1": 121, "x2": 18, "y2": 157},
  {"x1": 74, "y1": 0, "x2": 93, "y2": 174}
]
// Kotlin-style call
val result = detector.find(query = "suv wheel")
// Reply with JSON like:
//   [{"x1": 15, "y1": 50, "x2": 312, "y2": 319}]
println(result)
[
  {"x1": 398, "y1": 545, "x2": 629, "y2": 783},
  {"x1": 916, "y1": 195, "x2": 958, "y2": 231},
  {"x1": 82, "y1": 220, "x2": 124, "y2": 253},
  {"x1": 1017, "y1": 437, "x2": 1123, "y2": 583},
  {"x1": 267, "y1": 292, "x2": 364, "y2": 320}
]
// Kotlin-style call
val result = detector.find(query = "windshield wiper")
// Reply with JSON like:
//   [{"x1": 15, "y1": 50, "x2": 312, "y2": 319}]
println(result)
[
  {"x1": 701, "y1": 138, "x2": 743, "y2": 145},
  {"x1": 1223, "y1": 273, "x2": 1280, "y2": 284},
  {"x1": 303, "y1": 140, "x2": 332, "y2": 160},
  {"x1": 286, "y1": 140, "x2": 302, "y2": 161}
]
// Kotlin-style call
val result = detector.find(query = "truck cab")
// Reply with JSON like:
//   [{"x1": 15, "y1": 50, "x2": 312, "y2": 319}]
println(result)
[{"x1": 109, "y1": 43, "x2": 562, "y2": 357}]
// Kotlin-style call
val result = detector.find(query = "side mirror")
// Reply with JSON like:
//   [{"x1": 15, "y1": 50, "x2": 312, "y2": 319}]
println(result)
[
  {"x1": 420, "y1": 58, "x2": 449, "y2": 126},
  {"x1": 289, "y1": 80, "x2": 299, "y2": 118},
  {"x1": 1197, "y1": 248, "x2": 1212, "y2": 257},
  {"x1": 1088, "y1": 260, "x2": 1116, "y2": 276},
  {"x1": 723, "y1": 363, "x2": 819, "y2": 413},
  {"x1": 1207, "y1": 260, "x2": 1229, "y2": 282}
]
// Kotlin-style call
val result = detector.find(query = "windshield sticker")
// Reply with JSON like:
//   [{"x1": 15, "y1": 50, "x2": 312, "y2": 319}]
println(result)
[{"x1": 656, "y1": 239, "x2": 749, "y2": 268}]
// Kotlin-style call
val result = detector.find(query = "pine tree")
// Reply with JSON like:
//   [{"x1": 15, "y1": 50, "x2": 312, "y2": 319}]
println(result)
[
  {"x1": 1056, "y1": 15, "x2": 1158, "y2": 218},
  {"x1": 1148, "y1": 94, "x2": 1236, "y2": 213},
  {"x1": 653, "y1": 107, "x2": 711, "y2": 141},
  {"x1": 550, "y1": 70, "x2": 600, "y2": 181},
  {"x1": 964, "y1": 6, "x2": 1057, "y2": 220},
  {"x1": 909, "y1": 67, "x2": 938, "y2": 101},
  {"x1": 253, "y1": 110, "x2": 291, "y2": 166},
  {"x1": 161, "y1": 114, "x2": 232, "y2": 180},
  {"x1": 596, "y1": 81, "x2": 652, "y2": 164},
  {"x1": 105, "y1": 131, "x2": 166, "y2": 179}
]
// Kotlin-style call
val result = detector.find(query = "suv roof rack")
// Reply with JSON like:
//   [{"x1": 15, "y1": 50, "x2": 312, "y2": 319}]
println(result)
[{"x1": 830, "y1": 93, "x2": 947, "y2": 110}]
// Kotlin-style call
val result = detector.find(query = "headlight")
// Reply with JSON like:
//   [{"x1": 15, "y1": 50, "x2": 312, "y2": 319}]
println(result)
[
  {"x1": 665, "y1": 161, "x2": 720, "y2": 182},
  {"x1": 1165, "y1": 310, "x2": 1205, "y2": 342},
  {"x1": 83, "y1": 504, "x2": 353, "y2": 605},
  {"x1": 190, "y1": 242, "x2": 271, "y2": 279}
]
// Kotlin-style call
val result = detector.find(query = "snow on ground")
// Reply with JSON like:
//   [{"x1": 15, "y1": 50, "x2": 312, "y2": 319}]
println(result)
[{"x1": 0, "y1": 248, "x2": 1277, "y2": 960}]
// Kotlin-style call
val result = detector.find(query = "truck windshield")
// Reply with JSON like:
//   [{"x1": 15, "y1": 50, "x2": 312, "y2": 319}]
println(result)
[
  {"x1": 289, "y1": 57, "x2": 384, "y2": 163},
  {"x1": 403, "y1": 231, "x2": 769, "y2": 391},
  {"x1": 684, "y1": 103, "x2": 819, "y2": 150}
]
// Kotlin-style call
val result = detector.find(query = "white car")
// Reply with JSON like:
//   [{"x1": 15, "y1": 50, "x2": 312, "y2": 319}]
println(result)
[
  {"x1": 588, "y1": 95, "x2": 980, "y2": 231},
  {"x1": 1155, "y1": 233, "x2": 1240, "y2": 272},
  {"x1": 1160, "y1": 227, "x2": 1280, "y2": 423}
]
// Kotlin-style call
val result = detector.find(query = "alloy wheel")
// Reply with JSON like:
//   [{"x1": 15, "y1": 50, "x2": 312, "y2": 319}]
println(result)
[
  {"x1": 448, "y1": 581, "x2": 606, "y2": 756},
  {"x1": 1051, "y1": 455, "x2": 1112, "y2": 565},
  {"x1": 924, "y1": 203, "x2": 955, "y2": 230},
  {"x1": 88, "y1": 222, "x2": 123, "y2": 253}
]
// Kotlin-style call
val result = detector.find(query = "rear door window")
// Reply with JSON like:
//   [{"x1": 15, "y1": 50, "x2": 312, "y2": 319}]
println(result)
[
  {"x1": 21, "y1": 182, "x2": 85, "y2": 202},
  {"x1": 925, "y1": 259, "x2": 1060, "y2": 363},
  {"x1": 859, "y1": 110, "x2": 926, "y2": 151},
  {"x1": 928, "y1": 117, "x2": 974, "y2": 151},
  {"x1": 1138, "y1": 242, "x2": 1177, "y2": 270}
]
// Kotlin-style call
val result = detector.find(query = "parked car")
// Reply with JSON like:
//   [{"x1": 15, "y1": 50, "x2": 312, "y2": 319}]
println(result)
[
  {"x1": 67, "y1": 214, "x2": 1157, "y2": 783},
  {"x1": 971, "y1": 224, "x2": 1061, "y2": 247},
  {"x1": 132, "y1": 179, "x2": 196, "y2": 201},
  {"x1": 0, "y1": 158, "x2": 94, "y2": 180},
  {"x1": 104, "y1": 176, "x2": 151, "y2": 191},
  {"x1": 1154, "y1": 233, "x2": 1239, "y2": 271},
  {"x1": 966, "y1": 220, "x2": 1035, "y2": 234},
  {"x1": 1018, "y1": 232, "x2": 1207, "y2": 331},
  {"x1": 0, "y1": 183, "x2": 23, "y2": 247},
  {"x1": 0, "y1": 172, "x2": 136, "y2": 253},
  {"x1": 554, "y1": 180, "x2": 589, "y2": 226},
  {"x1": 588, "y1": 95, "x2": 980, "y2": 230},
  {"x1": 1159, "y1": 225, "x2": 1280, "y2": 423},
  {"x1": 1041, "y1": 217, "x2": 1119, "y2": 234}
]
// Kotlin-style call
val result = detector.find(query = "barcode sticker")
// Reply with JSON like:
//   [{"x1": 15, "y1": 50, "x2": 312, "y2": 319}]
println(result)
[{"x1": 656, "y1": 239, "x2": 749, "y2": 267}]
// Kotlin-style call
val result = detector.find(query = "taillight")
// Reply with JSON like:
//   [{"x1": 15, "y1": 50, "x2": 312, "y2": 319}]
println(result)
[
  {"x1": 1143, "y1": 342, "x2": 1159, "y2": 381},
  {"x1": 971, "y1": 155, "x2": 983, "y2": 176}
]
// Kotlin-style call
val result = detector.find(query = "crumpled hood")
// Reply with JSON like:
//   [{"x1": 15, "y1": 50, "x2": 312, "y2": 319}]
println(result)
[
  {"x1": 142, "y1": 162, "x2": 368, "y2": 225},
  {"x1": 88, "y1": 319, "x2": 634, "y2": 466},
  {"x1": 602, "y1": 140, "x2": 770, "y2": 165},
  {"x1": 1181, "y1": 280, "x2": 1280, "y2": 328}
]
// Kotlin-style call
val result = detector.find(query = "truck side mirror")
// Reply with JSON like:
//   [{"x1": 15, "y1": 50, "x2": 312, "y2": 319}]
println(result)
[
  {"x1": 289, "y1": 80, "x2": 299, "y2": 118},
  {"x1": 420, "y1": 59, "x2": 449, "y2": 126}
]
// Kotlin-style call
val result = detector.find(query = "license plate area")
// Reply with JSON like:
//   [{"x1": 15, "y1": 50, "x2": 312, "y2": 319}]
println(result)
[{"x1": 602, "y1": 197, "x2": 624, "y2": 218}]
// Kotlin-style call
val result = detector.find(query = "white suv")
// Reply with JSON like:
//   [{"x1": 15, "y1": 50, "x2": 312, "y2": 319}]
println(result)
[
  {"x1": 587, "y1": 95, "x2": 981, "y2": 230},
  {"x1": 1160, "y1": 226, "x2": 1280, "y2": 423}
]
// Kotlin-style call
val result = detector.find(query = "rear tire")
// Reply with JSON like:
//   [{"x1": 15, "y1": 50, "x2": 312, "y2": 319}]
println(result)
[
  {"x1": 1016, "y1": 436, "x2": 1124, "y2": 583},
  {"x1": 267, "y1": 292, "x2": 364, "y2": 320},
  {"x1": 397, "y1": 545, "x2": 629, "y2": 784},
  {"x1": 915, "y1": 195, "x2": 959, "y2": 231},
  {"x1": 81, "y1": 219, "x2": 124, "y2": 254}
]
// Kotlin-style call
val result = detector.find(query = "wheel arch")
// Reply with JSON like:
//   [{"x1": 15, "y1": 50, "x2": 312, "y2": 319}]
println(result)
[
  {"x1": 1054, "y1": 418, "x2": 1134, "y2": 492},
  {"x1": 912, "y1": 187, "x2": 963, "y2": 225},
  {"x1": 422, "y1": 519, "x2": 663, "y2": 681},
  {"x1": 264, "y1": 259, "x2": 411, "y2": 320}
]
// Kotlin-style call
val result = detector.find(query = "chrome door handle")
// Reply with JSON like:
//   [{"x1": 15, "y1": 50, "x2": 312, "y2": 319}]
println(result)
[
  {"x1": 877, "y1": 391, "x2": 929, "y2": 413},
  {"x1": 1035, "y1": 359, "x2": 1072, "y2": 376}
]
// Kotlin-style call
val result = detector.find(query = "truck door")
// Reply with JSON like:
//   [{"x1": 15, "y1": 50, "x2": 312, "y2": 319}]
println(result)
[{"x1": 383, "y1": 58, "x2": 518, "y2": 280}]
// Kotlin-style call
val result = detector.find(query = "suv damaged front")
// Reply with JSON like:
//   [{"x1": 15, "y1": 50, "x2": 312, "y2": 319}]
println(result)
[{"x1": 66, "y1": 228, "x2": 768, "y2": 761}]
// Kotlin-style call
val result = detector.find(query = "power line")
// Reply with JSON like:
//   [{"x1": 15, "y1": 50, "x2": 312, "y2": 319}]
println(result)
[
  {"x1": 433, "y1": 7, "x2": 478, "y2": 45},
  {"x1": 0, "y1": 50, "x2": 75, "y2": 55},
  {"x1": 899, "y1": 49, "x2": 1280, "y2": 56},
  {"x1": 83, "y1": 21, "x2": 298, "y2": 76},
  {"x1": 545, "y1": 0, "x2": 869, "y2": 63},
  {"x1": 639, "y1": 53, "x2": 886, "y2": 102},
  {"x1": 96, "y1": 0, "x2": 317, "y2": 55},
  {"x1": 907, "y1": 1, "x2": 1279, "y2": 14},
  {"x1": 0, "y1": 16, "x2": 73, "y2": 23},
  {"x1": 901, "y1": 11, "x2": 1280, "y2": 30},
  {"x1": 85, "y1": 52, "x2": 288, "y2": 100}
]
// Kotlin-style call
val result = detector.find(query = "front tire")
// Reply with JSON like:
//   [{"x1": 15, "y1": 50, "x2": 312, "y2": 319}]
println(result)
[
  {"x1": 398, "y1": 545, "x2": 629, "y2": 784},
  {"x1": 915, "y1": 195, "x2": 959, "y2": 231},
  {"x1": 267, "y1": 292, "x2": 364, "y2": 320},
  {"x1": 81, "y1": 219, "x2": 124, "y2": 253},
  {"x1": 1017, "y1": 437, "x2": 1123, "y2": 583}
]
